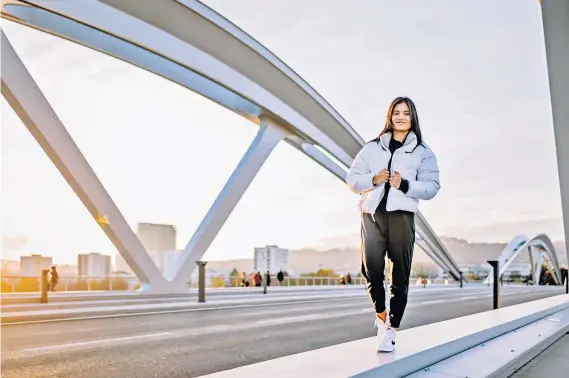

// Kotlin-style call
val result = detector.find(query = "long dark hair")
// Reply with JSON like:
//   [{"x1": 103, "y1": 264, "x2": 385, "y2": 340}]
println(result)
[{"x1": 377, "y1": 97, "x2": 423, "y2": 149}]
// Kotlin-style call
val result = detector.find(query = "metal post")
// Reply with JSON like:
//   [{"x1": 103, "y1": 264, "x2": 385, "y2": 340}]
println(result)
[
  {"x1": 40, "y1": 269, "x2": 49, "y2": 304},
  {"x1": 459, "y1": 271, "x2": 463, "y2": 288},
  {"x1": 196, "y1": 261, "x2": 207, "y2": 303},
  {"x1": 528, "y1": 246, "x2": 535, "y2": 285},
  {"x1": 264, "y1": 246, "x2": 270, "y2": 294},
  {"x1": 488, "y1": 260, "x2": 500, "y2": 310}
]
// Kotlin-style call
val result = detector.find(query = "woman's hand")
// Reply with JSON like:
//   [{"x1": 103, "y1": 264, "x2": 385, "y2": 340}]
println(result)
[
  {"x1": 389, "y1": 171, "x2": 402, "y2": 189},
  {"x1": 372, "y1": 169, "x2": 390, "y2": 186}
]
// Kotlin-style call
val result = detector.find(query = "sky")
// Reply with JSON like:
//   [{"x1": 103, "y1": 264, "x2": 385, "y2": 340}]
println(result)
[{"x1": 0, "y1": 0, "x2": 565, "y2": 266}]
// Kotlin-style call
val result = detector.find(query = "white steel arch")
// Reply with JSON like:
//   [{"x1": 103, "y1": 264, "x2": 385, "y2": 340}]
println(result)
[
  {"x1": 1, "y1": 0, "x2": 462, "y2": 292},
  {"x1": 484, "y1": 234, "x2": 563, "y2": 285}
]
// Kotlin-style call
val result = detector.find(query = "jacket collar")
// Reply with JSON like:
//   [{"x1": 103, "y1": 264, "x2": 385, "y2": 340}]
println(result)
[{"x1": 379, "y1": 131, "x2": 418, "y2": 152}]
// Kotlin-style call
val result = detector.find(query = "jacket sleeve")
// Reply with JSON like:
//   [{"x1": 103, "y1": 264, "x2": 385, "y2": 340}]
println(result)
[
  {"x1": 346, "y1": 147, "x2": 376, "y2": 194},
  {"x1": 405, "y1": 146, "x2": 441, "y2": 200}
]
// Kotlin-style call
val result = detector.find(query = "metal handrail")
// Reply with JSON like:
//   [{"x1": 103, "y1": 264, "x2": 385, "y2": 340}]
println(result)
[{"x1": 0, "y1": 275, "x2": 461, "y2": 293}]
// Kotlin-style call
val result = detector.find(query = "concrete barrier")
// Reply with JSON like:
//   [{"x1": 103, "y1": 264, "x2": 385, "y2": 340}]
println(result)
[
  {"x1": 409, "y1": 305, "x2": 569, "y2": 377},
  {"x1": 197, "y1": 294, "x2": 569, "y2": 378}
]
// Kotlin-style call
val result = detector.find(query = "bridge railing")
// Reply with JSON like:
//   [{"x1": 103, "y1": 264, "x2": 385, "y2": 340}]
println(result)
[
  {"x1": 0, "y1": 275, "x2": 140, "y2": 293},
  {"x1": 0, "y1": 275, "x2": 462, "y2": 293}
]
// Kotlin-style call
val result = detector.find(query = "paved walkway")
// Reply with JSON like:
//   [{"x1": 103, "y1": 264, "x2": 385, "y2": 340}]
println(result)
[{"x1": 511, "y1": 333, "x2": 569, "y2": 378}]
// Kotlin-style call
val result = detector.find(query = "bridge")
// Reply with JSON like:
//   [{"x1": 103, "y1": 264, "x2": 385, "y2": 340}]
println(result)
[
  {"x1": 484, "y1": 233, "x2": 563, "y2": 285},
  {"x1": 1, "y1": 0, "x2": 568, "y2": 377}
]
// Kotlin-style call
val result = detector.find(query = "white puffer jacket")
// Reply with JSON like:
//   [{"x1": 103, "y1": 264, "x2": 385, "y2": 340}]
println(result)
[{"x1": 346, "y1": 131, "x2": 440, "y2": 214}]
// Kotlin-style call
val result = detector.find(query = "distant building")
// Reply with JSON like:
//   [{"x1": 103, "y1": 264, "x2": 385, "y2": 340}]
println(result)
[
  {"x1": 149, "y1": 249, "x2": 182, "y2": 276},
  {"x1": 503, "y1": 262, "x2": 531, "y2": 279},
  {"x1": 78, "y1": 253, "x2": 111, "y2": 278},
  {"x1": 115, "y1": 223, "x2": 177, "y2": 275},
  {"x1": 135, "y1": 222, "x2": 178, "y2": 275},
  {"x1": 137, "y1": 223, "x2": 176, "y2": 254},
  {"x1": 56, "y1": 264, "x2": 78, "y2": 277},
  {"x1": 458, "y1": 264, "x2": 481, "y2": 274},
  {"x1": 116, "y1": 250, "x2": 183, "y2": 276},
  {"x1": 457, "y1": 263, "x2": 491, "y2": 280},
  {"x1": 115, "y1": 254, "x2": 133, "y2": 275},
  {"x1": 161, "y1": 249, "x2": 182, "y2": 276},
  {"x1": 254, "y1": 245, "x2": 289, "y2": 274},
  {"x1": 20, "y1": 255, "x2": 52, "y2": 277},
  {"x1": 1, "y1": 259, "x2": 21, "y2": 275}
]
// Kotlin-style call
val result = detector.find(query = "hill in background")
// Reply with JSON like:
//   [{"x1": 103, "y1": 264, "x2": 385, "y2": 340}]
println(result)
[{"x1": 206, "y1": 237, "x2": 567, "y2": 275}]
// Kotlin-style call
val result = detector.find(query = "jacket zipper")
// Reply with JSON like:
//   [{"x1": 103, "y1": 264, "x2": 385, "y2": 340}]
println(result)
[
  {"x1": 371, "y1": 149, "x2": 393, "y2": 216},
  {"x1": 386, "y1": 149, "x2": 397, "y2": 211}
]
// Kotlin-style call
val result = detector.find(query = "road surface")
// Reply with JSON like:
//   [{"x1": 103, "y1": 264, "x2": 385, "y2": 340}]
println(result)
[{"x1": 1, "y1": 285, "x2": 564, "y2": 378}]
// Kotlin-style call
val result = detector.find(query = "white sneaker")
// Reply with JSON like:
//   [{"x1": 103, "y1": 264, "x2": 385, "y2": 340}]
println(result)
[
  {"x1": 374, "y1": 317, "x2": 388, "y2": 349},
  {"x1": 377, "y1": 327, "x2": 396, "y2": 353}
]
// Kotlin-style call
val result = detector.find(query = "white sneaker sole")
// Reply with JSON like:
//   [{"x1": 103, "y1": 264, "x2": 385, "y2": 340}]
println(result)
[{"x1": 377, "y1": 345, "x2": 395, "y2": 353}]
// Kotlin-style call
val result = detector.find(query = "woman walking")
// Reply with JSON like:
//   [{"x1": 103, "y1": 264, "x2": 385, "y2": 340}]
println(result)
[{"x1": 346, "y1": 97, "x2": 441, "y2": 352}]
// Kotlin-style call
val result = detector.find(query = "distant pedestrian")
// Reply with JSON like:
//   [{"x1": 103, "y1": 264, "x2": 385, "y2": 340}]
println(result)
[
  {"x1": 346, "y1": 97, "x2": 441, "y2": 353},
  {"x1": 254, "y1": 272, "x2": 261, "y2": 287},
  {"x1": 346, "y1": 272, "x2": 352, "y2": 285},
  {"x1": 49, "y1": 266, "x2": 59, "y2": 292},
  {"x1": 266, "y1": 271, "x2": 271, "y2": 287},
  {"x1": 277, "y1": 270, "x2": 284, "y2": 286}
]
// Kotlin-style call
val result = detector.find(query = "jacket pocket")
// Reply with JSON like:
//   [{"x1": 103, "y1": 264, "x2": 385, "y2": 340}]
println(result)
[
  {"x1": 358, "y1": 186, "x2": 383, "y2": 213},
  {"x1": 387, "y1": 188, "x2": 419, "y2": 212}
]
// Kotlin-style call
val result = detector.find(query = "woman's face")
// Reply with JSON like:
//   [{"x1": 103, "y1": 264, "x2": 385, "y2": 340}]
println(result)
[{"x1": 391, "y1": 102, "x2": 411, "y2": 132}]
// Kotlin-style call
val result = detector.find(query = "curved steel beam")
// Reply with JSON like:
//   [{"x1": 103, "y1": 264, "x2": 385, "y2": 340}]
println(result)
[
  {"x1": 96, "y1": 0, "x2": 464, "y2": 282},
  {"x1": 1, "y1": 0, "x2": 462, "y2": 288},
  {"x1": 415, "y1": 214, "x2": 462, "y2": 281},
  {"x1": 2, "y1": 0, "x2": 356, "y2": 168},
  {"x1": 415, "y1": 238, "x2": 448, "y2": 274},
  {"x1": 485, "y1": 234, "x2": 562, "y2": 285},
  {"x1": 104, "y1": 0, "x2": 365, "y2": 160}
]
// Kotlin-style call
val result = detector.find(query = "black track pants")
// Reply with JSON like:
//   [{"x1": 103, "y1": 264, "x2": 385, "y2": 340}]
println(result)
[{"x1": 360, "y1": 204, "x2": 415, "y2": 328}]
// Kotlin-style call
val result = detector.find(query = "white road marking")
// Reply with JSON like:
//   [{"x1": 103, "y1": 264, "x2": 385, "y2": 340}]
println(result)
[
  {"x1": 1, "y1": 297, "x2": 369, "y2": 326},
  {"x1": 256, "y1": 308, "x2": 374, "y2": 325},
  {"x1": 253, "y1": 301, "x2": 367, "y2": 317},
  {"x1": 421, "y1": 299, "x2": 446, "y2": 305},
  {"x1": 13, "y1": 309, "x2": 372, "y2": 356},
  {"x1": 7, "y1": 288, "x2": 563, "y2": 356},
  {"x1": 23, "y1": 332, "x2": 172, "y2": 352},
  {"x1": 257, "y1": 314, "x2": 323, "y2": 325},
  {"x1": 458, "y1": 296, "x2": 478, "y2": 300},
  {"x1": 4, "y1": 286, "x2": 563, "y2": 326}
]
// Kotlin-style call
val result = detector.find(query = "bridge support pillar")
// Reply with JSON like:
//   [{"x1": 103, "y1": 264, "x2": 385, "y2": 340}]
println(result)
[
  {"x1": 528, "y1": 246, "x2": 536, "y2": 284},
  {"x1": 167, "y1": 118, "x2": 289, "y2": 288},
  {"x1": 535, "y1": 250, "x2": 543, "y2": 285},
  {"x1": 541, "y1": 0, "x2": 569, "y2": 265},
  {"x1": 0, "y1": 31, "x2": 170, "y2": 293}
]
